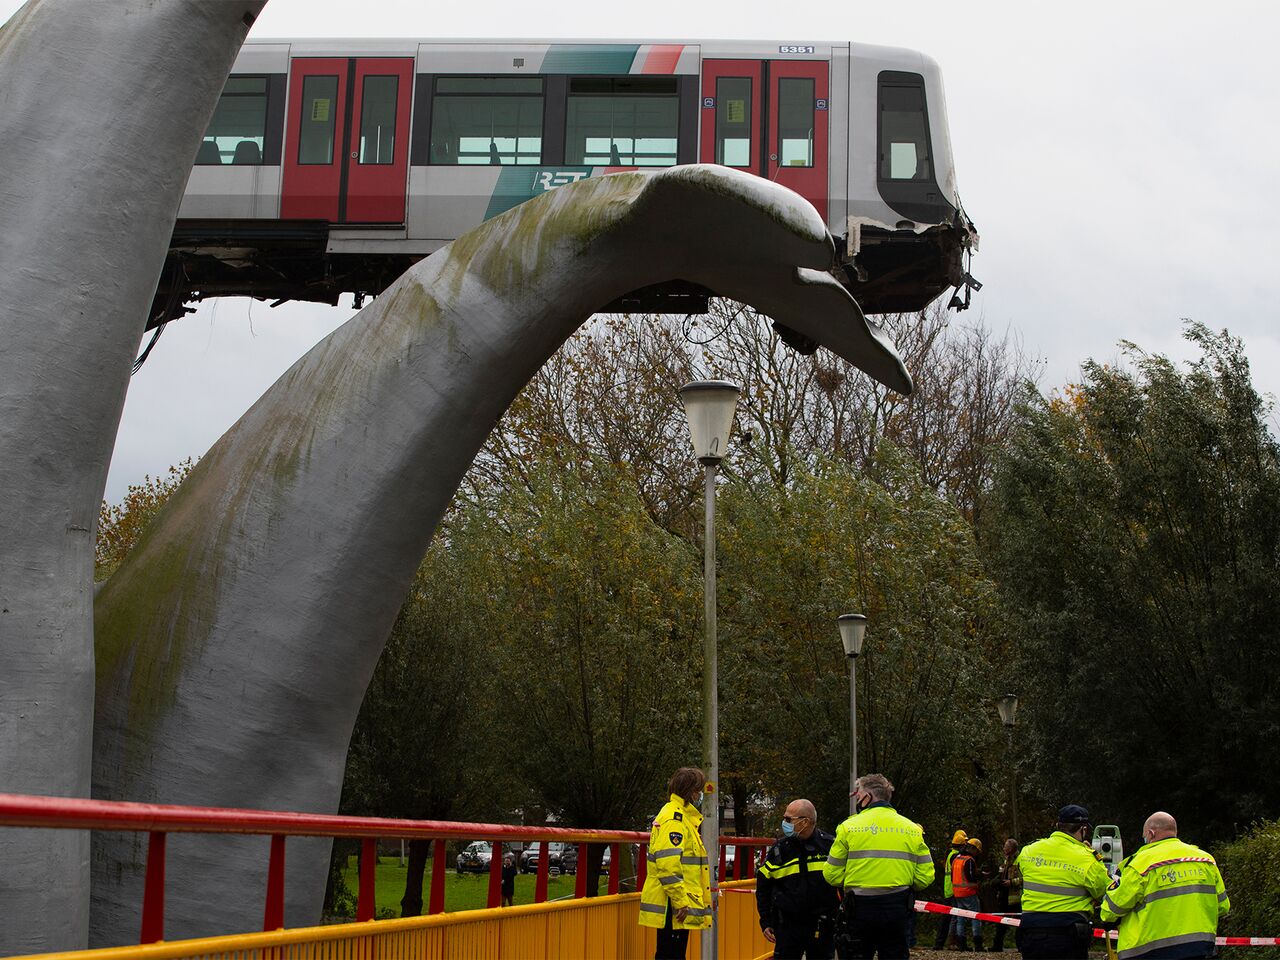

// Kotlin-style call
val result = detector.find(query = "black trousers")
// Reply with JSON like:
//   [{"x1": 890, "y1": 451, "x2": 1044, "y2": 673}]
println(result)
[
  {"x1": 992, "y1": 910, "x2": 1019, "y2": 950},
  {"x1": 1016, "y1": 923, "x2": 1091, "y2": 960},
  {"x1": 837, "y1": 892, "x2": 912, "y2": 960},
  {"x1": 655, "y1": 904, "x2": 690, "y2": 960},
  {"x1": 772, "y1": 914, "x2": 836, "y2": 959},
  {"x1": 932, "y1": 897, "x2": 955, "y2": 948}
]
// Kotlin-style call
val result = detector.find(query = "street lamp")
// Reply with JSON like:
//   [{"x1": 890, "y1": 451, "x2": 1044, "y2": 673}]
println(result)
[
  {"x1": 678, "y1": 379, "x2": 740, "y2": 960},
  {"x1": 838, "y1": 614, "x2": 868, "y2": 814},
  {"x1": 995, "y1": 694, "x2": 1019, "y2": 838}
]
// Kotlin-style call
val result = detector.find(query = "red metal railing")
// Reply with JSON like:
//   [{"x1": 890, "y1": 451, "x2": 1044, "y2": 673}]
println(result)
[{"x1": 0, "y1": 792, "x2": 770, "y2": 946}]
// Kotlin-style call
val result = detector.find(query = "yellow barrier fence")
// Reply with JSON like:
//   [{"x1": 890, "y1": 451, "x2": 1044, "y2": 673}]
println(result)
[{"x1": 19, "y1": 881, "x2": 771, "y2": 960}]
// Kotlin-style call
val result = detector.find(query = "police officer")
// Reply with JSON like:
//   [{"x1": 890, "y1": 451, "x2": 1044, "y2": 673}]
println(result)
[
  {"x1": 756, "y1": 798, "x2": 840, "y2": 959},
  {"x1": 639, "y1": 766, "x2": 713, "y2": 960},
  {"x1": 823, "y1": 773, "x2": 934, "y2": 959},
  {"x1": 1100, "y1": 811, "x2": 1229, "y2": 960},
  {"x1": 1015, "y1": 804, "x2": 1111, "y2": 960}
]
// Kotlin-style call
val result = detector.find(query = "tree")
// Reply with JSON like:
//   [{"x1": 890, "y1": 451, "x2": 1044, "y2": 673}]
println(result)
[
  {"x1": 456, "y1": 454, "x2": 703, "y2": 892},
  {"x1": 984, "y1": 324, "x2": 1280, "y2": 844},
  {"x1": 700, "y1": 301, "x2": 1034, "y2": 527},
  {"x1": 476, "y1": 304, "x2": 1032, "y2": 536},
  {"x1": 717, "y1": 447, "x2": 1001, "y2": 839},
  {"x1": 95, "y1": 458, "x2": 194, "y2": 580},
  {"x1": 338, "y1": 539, "x2": 508, "y2": 916}
]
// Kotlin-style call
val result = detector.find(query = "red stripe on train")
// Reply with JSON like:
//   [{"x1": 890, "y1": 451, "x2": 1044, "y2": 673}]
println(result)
[{"x1": 641, "y1": 44, "x2": 684, "y2": 74}]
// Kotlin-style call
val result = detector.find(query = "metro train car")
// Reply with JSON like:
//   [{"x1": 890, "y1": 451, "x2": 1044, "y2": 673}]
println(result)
[{"x1": 151, "y1": 38, "x2": 978, "y2": 330}]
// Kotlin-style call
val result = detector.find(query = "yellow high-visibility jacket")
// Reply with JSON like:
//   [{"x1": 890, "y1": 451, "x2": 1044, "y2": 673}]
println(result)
[
  {"x1": 639, "y1": 794, "x2": 712, "y2": 930},
  {"x1": 822, "y1": 802, "x2": 934, "y2": 896},
  {"x1": 942, "y1": 848, "x2": 958, "y2": 897},
  {"x1": 1099, "y1": 837, "x2": 1229, "y2": 960},
  {"x1": 1017, "y1": 831, "x2": 1111, "y2": 921}
]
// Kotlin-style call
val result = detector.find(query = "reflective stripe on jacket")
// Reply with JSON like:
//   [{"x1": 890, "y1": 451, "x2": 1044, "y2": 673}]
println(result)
[
  {"x1": 639, "y1": 794, "x2": 713, "y2": 930},
  {"x1": 1099, "y1": 837, "x2": 1229, "y2": 960},
  {"x1": 1016, "y1": 831, "x2": 1111, "y2": 922},
  {"x1": 952, "y1": 853, "x2": 978, "y2": 897},
  {"x1": 822, "y1": 803, "x2": 934, "y2": 895},
  {"x1": 756, "y1": 828, "x2": 839, "y2": 929}
]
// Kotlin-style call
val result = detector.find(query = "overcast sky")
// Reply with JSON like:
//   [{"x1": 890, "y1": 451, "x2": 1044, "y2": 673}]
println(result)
[{"x1": 7, "y1": 1, "x2": 1276, "y2": 502}]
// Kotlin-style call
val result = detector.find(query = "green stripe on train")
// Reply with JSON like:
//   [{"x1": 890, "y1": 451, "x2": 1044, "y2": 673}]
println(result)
[
  {"x1": 542, "y1": 44, "x2": 641, "y2": 74},
  {"x1": 484, "y1": 167, "x2": 596, "y2": 220}
]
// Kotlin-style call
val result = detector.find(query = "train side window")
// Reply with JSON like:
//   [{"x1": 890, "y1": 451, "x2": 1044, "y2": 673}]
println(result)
[
  {"x1": 777, "y1": 77, "x2": 814, "y2": 167},
  {"x1": 358, "y1": 75, "x2": 398, "y2": 164},
  {"x1": 878, "y1": 80, "x2": 931, "y2": 181},
  {"x1": 199, "y1": 76, "x2": 268, "y2": 165},
  {"x1": 429, "y1": 77, "x2": 543, "y2": 165},
  {"x1": 298, "y1": 75, "x2": 339, "y2": 165},
  {"x1": 566, "y1": 77, "x2": 678, "y2": 167},
  {"x1": 715, "y1": 77, "x2": 752, "y2": 167}
]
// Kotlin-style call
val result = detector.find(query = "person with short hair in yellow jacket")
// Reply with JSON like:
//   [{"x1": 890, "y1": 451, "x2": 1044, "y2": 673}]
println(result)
[
  {"x1": 1015, "y1": 804, "x2": 1111, "y2": 959},
  {"x1": 823, "y1": 773, "x2": 934, "y2": 959},
  {"x1": 1099, "y1": 811, "x2": 1228, "y2": 960},
  {"x1": 640, "y1": 766, "x2": 713, "y2": 960}
]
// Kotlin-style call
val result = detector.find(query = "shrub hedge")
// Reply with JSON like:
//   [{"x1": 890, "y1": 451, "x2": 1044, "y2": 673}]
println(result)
[{"x1": 1215, "y1": 819, "x2": 1280, "y2": 960}]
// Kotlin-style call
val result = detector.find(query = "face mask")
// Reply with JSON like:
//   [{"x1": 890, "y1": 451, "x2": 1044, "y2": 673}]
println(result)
[
  {"x1": 694, "y1": 792, "x2": 703, "y2": 807},
  {"x1": 781, "y1": 820, "x2": 795, "y2": 838}
]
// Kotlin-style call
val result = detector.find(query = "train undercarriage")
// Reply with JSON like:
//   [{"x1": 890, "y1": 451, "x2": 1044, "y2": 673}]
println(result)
[{"x1": 146, "y1": 218, "x2": 973, "y2": 333}]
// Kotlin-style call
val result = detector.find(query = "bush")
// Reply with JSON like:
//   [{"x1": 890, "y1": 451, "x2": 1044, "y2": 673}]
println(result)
[{"x1": 1215, "y1": 820, "x2": 1280, "y2": 960}]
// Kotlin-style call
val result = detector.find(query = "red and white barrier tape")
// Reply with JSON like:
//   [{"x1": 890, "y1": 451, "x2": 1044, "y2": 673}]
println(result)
[
  {"x1": 914, "y1": 899, "x2": 1280, "y2": 947},
  {"x1": 719, "y1": 891, "x2": 1279, "y2": 945}
]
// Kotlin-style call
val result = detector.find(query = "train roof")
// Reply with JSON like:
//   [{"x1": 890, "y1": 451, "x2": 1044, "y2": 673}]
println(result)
[{"x1": 238, "y1": 36, "x2": 938, "y2": 69}]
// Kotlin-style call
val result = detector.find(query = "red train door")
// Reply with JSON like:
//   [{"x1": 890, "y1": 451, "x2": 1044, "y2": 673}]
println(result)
[
  {"x1": 767, "y1": 60, "x2": 829, "y2": 219},
  {"x1": 699, "y1": 58, "x2": 829, "y2": 219},
  {"x1": 281, "y1": 57, "x2": 414, "y2": 223},
  {"x1": 700, "y1": 60, "x2": 764, "y2": 173}
]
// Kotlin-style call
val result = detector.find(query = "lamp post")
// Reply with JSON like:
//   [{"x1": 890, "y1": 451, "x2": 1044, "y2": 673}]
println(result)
[
  {"x1": 838, "y1": 614, "x2": 868, "y2": 814},
  {"x1": 678, "y1": 379, "x2": 740, "y2": 960},
  {"x1": 995, "y1": 694, "x2": 1019, "y2": 838}
]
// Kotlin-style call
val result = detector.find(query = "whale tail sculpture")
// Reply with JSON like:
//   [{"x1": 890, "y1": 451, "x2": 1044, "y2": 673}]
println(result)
[{"x1": 91, "y1": 164, "x2": 911, "y2": 942}]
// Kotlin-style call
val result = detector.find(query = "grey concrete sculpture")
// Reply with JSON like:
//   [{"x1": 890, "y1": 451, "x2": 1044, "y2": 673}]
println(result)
[
  {"x1": 90, "y1": 165, "x2": 910, "y2": 942},
  {"x1": 0, "y1": 2, "x2": 264, "y2": 953}
]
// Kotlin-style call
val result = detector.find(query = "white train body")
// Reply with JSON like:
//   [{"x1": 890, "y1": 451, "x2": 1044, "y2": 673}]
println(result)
[{"x1": 156, "y1": 38, "x2": 975, "y2": 325}]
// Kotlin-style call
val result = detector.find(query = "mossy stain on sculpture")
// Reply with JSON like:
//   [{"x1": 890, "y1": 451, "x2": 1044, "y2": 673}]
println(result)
[
  {"x1": 442, "y1": 172, "x2": 648, "y2": 298},
  {"x1": 94, "y1": 448, "x2": 235, "y2": 751}
]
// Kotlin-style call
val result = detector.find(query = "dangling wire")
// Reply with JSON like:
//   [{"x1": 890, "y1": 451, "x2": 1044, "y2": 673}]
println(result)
[{"x1": 133, "y1": 262, "x2": 187, "y2": 374}]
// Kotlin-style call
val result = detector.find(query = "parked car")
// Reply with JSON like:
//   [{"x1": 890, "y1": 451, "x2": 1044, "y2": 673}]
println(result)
[
  {"x1": 457, "y1": 840, "x2": 524, "y2": 874},
  {"x1": 599, "y1": 842, "x2": 641, "y2": 876},
  {"x1": 456, "y1": 840, "x2": 492, "y2": 875},
  {"x1": 520, "y1": 841, "x2": 578, "y2": 875}
]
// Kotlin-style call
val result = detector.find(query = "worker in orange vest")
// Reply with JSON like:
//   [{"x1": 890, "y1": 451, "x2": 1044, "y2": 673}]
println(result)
[{"x1": 950, "y1": 837, "x2": 985, "y2": 951}]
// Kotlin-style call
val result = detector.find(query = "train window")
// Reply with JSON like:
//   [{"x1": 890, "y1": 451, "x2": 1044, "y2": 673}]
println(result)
[
  {"x1": 429, "y1": 77, "x2": 543, "y2": 165},
  {"x1": 298, "y1": 75, "x2": 339, "y2": 165},
  {"x1": 777, "y1": 77, "x2": 814, "y2": 167},
  {"x1": 358, "y1": 76, "x2": 398, "y2": 164},
  {"x1": 198, "y1": 76, "x2": 268, "y2": 165},
  {"x1": 879, "y1": 82, "x2": 931, "y2": 181},
  {"x1": 565, "y1": 77, "x2": 678, "y2": 167},
  {"x1": 715, "y1": 77, "x2": 752, "y2": 167}
]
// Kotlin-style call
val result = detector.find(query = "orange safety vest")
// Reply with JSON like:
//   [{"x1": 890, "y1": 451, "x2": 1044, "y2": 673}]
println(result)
[{"x1": 951, "y1": 853, "x2": 978, "y2": 897}]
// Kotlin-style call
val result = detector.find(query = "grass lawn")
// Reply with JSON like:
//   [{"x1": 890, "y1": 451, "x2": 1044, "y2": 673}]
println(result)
[{"x1": 336, "y1": 856, "x2": 611, "y2": 918}]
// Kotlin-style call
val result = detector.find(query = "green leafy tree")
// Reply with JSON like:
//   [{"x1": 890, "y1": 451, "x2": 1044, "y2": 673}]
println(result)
[
  {"x1": 984, "y1": 324, "x2": 1280, "y2": 844},
  {"x1": 718, "y1": 447, "x2": 1000, "y2": 839},
  {"x1": 456, "y1": 454, "x2": 703, "y2": 892},
  {"x1": 337, "y1": 539, "x2": 508, "y2": 915}
]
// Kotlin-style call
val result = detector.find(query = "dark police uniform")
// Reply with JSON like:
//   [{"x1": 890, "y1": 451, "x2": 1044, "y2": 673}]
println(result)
[{"x1": 757, "y1": 827, "x2": 840, "y2": 959}]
